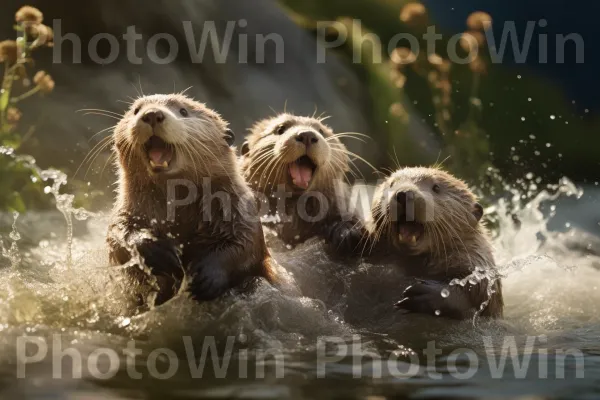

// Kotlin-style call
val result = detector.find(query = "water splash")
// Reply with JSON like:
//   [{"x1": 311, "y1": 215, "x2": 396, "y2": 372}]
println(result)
[
  {"x1": 1, "y1": 212, "x2": 21, "y2": 268},
  {"x1": 0, "y1": 146, "x2": 97, "y2": 267}
]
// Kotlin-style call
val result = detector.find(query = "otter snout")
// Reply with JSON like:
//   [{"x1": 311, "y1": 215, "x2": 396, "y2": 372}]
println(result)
[
  {"x1": 141, "y1": 109, "x2": 165, "y2": 127},
  {"x1": 296, "y1": 131, "x2": 319, "y2": 147},
  {"x1": 394, "y1": 190, "x2": 416, "y2": 222}
]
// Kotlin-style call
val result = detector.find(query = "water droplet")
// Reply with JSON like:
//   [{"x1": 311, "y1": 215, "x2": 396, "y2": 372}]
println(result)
[
  {"x1": 550, "y1": 115, "x2": 556, "y2": 120},
  {"x1": 528, "y1": 97, "x2": 532, "y2": 102},
  {"x1": 441, "y1": 289, "x2": 450, "y2": 298},
  {"x1": 434, "y1": 310, "x2": 441, "y2": 316},
  {"x1": 521, "y1": 117, "x2": 526, "y2": 122}
]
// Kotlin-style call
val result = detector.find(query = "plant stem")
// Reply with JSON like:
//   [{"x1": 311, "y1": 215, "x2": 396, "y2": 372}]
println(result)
[{"x1": 10, "y1": 86, "x2": 40, "y2": 103}]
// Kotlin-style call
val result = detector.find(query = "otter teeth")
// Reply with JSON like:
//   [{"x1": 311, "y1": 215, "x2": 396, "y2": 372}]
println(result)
[
  {"x1": 411, "y1": 235, "x2": 417, "y2": 244},
  {"x1": 149, "y1": 160, "x2": 169, "y2": 168}
]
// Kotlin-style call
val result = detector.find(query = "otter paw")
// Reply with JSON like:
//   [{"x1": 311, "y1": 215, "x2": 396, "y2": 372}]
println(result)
[
  {"x1": 137, "y1": 239, "x2": 182, "y2": 273},
  {"x1": 394, "y1": 280, "x2": 449, "y2": 316},
  {"x1": 327, "y1": 222, "x2": 365, "y2": 254},
  {"x1": 189, "y1": 267, "x2": 230, "y2": 301}
]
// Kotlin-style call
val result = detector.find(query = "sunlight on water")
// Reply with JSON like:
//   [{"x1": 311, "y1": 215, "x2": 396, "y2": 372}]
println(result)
[{"x1": 0, "y1": 147, "x2": 599, "y2": 397}]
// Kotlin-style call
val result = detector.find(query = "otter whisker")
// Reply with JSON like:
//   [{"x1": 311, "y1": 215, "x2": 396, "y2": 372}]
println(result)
[
  {"x1": 329, "y1": 145, "x2": 377, "y2": 173},
  {"x1": 327, "y1": 132, "x2": 371, "y2": 140},
  {"x1": 75, "y1": 135, "x2": 114, "y2": 178},
  {"x1": 78, "y1": 108, "x2": 124, "y2": 118},
  {"x1": 89, "y1": 125, "x2": 118, "y2": 143},
  {"x1": 245, "y1": 150, "x2": 278, "y2": 185}
]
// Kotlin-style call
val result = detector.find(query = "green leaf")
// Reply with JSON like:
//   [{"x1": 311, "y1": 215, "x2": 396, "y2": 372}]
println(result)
[
  {"x1": 0, "y1": 89, "x2": 9, "y2": 112},
  {"x1": 7, "y1": 192, "x2": 26, "y2": 214}
]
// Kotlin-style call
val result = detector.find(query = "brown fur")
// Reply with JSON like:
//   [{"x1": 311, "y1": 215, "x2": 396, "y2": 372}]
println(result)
[
  {"x1": 106, "y1": 94, "x2": 276, "y2": 306},
  {"x1": 368, "y1": 167, "x2": 503, "y2": 319},
  {"x1": 240, "y1": 114, "x2": 365, "y2": 253}
]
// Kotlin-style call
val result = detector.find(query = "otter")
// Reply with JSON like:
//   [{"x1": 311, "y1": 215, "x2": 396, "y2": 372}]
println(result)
[
  {"x1": 367, "y1": 167, "x2": 503, "y2": 319},
  {"x1": 240, "y1": 114, "x2": 366, "y2": 254},
  {"x1": 106, "y1": 94, "x2": 276, "y2": 306}
]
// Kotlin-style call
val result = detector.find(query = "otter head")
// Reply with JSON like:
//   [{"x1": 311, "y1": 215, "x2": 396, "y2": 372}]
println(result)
[
  {"x1": 370, "y1": 167, "x2": 484, "y2": 255},
  {"x1": 241, "y1": 114, "x2": 350, "y2": 195},
  {"x1": 113, "y1": 94, "x2": 235, "y2": 180}
]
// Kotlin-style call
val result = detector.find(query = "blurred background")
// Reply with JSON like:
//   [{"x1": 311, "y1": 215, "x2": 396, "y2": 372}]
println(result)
[{"x1": 0, "y1": 0, "x2": 597, "y2": 211}]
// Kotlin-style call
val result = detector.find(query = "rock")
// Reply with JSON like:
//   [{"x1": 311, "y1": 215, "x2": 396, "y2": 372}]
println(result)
[{"x1": 1, "y1": 0, "x2": 376, "y2": 181}]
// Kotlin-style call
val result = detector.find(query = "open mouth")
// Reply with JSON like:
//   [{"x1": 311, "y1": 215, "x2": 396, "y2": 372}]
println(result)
[
  {"x1": 144, "y1": 136, "x2": 174, "y2": 172},
  {"x1": 396, "y1": 221, "x2": 425, "y2": 245},
  {"x1": 289, "y1": 155, "x2": 317, "y2": 189}
]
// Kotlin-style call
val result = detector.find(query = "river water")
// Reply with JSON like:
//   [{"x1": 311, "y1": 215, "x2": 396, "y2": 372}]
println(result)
[{"x1": 0, "y1": 152, "x2": 599, "y2": 399}]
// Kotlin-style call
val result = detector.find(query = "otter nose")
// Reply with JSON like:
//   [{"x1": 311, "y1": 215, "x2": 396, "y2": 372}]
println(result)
[
  {"x1": 395, "y1": 190, "x2": 415, "y2": 205},
  {"x1": 296, "y1": 131, "x2": 319, "y2": 146},
  {"x1": 394, "y1": 190, "x2": 416, "y2": 221},
  {"x1": 141, "y1": 109, "x2": 165, "y2": 127}
]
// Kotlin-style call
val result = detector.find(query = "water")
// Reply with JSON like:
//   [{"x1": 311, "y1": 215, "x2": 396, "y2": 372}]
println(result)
[{"x1": 1, "y1": 149, "x2": 599, "y2": 399}]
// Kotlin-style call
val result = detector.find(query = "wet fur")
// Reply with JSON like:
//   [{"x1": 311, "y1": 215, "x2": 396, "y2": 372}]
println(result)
[
  {"x1": 106, "y1": 94, "x2": 276, "y2": 306},
  {"x1": 240, "y1": 114, "x2": 366, "y2": 255},
  {"x1": 367, "y1": 167, "x2": 504, "y2": 319}
]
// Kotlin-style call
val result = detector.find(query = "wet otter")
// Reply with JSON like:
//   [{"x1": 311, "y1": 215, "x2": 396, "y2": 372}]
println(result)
[
  {"x1": 368, "y1": 167, "x2": 503, "y2": 319},
  {"x1": 240, "y1": 114, "x2": 366, "y2": 254},
  {"x1": 106, "y1": 94, "x2": 276, "y2": 306}
]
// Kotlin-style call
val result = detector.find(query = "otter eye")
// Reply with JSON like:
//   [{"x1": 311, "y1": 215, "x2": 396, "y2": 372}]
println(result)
[
  {"x1": 179, "y1": 108, "x2": 188, "y2": 117},
  {"x1": 133, "y1": 107, "x2": 140, "y2": 115},
  {"x1": 276, "y1": 125, "x2": 287, "y2": 135},
  {"x1": 432, "y1": 184, "x2": 441, "y2": 193},
  {"x1": 318, "y1": 128, "x2": 325, "y2": 135}
]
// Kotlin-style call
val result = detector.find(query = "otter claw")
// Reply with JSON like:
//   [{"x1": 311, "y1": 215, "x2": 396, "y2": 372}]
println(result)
[{"x1": 189, "y1": 266, "x2": 230, "y2": 301}]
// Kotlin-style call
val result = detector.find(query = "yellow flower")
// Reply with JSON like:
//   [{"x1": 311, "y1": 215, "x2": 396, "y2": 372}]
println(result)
[
  {"x1": 467, "y1": 11, "x2": 492, "y2": 31},
  {"x1": 400, "y1": 3, "x2": 428, "y2": 28},
  {"x1": 34, "y1": 71, "x2": 55, "y2": 93},
  {"x1": 0, "y1": 40, "x2": 18, "y2": 64},
  {"x1": 6, "y1": 107, "x2": 22, "y2": 124},
  {"x1": 15, "y1": 6, "x2": 44, "y2": 24}
]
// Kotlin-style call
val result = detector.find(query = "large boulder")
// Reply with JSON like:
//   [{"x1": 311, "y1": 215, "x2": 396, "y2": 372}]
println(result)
[{"x1": 0, "y1": 0, "x2": 394, "y2": 185}]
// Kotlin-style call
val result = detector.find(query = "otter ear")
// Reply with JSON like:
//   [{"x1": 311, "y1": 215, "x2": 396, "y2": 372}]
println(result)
[
  {"x1": 241, "y1": 141, "x2": 250, "y2": 156},
  {"x1": 225, "y1": 129, "x2": 235, "y2": 146},
  {"x1": 472, "y1": 202, "x2": 484, "y2": 222}
]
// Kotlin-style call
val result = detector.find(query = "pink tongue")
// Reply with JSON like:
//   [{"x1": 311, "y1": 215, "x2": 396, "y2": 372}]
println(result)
[
  {"x1": 149, "y1": 149, "x2": 166, "y2": 164},
  {"x1": 289, "y1": 163, "x2": 313, "y2": 189},
  {"x1": 398, "y1": 225, "x2": 411, "y2": 239}
]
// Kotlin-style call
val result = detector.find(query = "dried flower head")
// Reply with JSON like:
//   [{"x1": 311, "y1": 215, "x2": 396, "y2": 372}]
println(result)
[
  {"x1": 0, "y1": 40, "x2": 18, "y2": 64},
  {"x1": 6, "y1": 107, "x2": 22, "y2": 124},
  {"x1": 469, "y1": 57, "x2": 487, "y2": 74},
  {"x1": 15, "y1": 6, "x2": 44, "y2": 24},
  {"x1": 427, "y1": 53, "x2": 444, "y2": 66},
  {"x1": 390, "y1": 69, "x2": 407, "y2": 89},
  {"x1": 400, "y1": 3, "x2": 428, "y2": 28},
  {"x1": 467, "y1": 11, "x2": 492, "y2": 31},
  {"x1": 29, "y1": 24, "x2": 54, "y2": 47},
  {"x1": 460, "y1": 31, "x2": 486, "y2": 52},
  {"x1": 34, "y1": 71, "x2": 55, "y2": 93},
  {"x1": 390, "y1": 47, "x2": 417, "y2": 67},
  {"x1": 435, "y1": 79, "x2": 452, "y2": 96},
  {"x1": 389, "y1": 102, "x2": 409, "y2": 123},
  {"x1": 428, "y1": 70, "x2": 439, "y2": 83}
]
